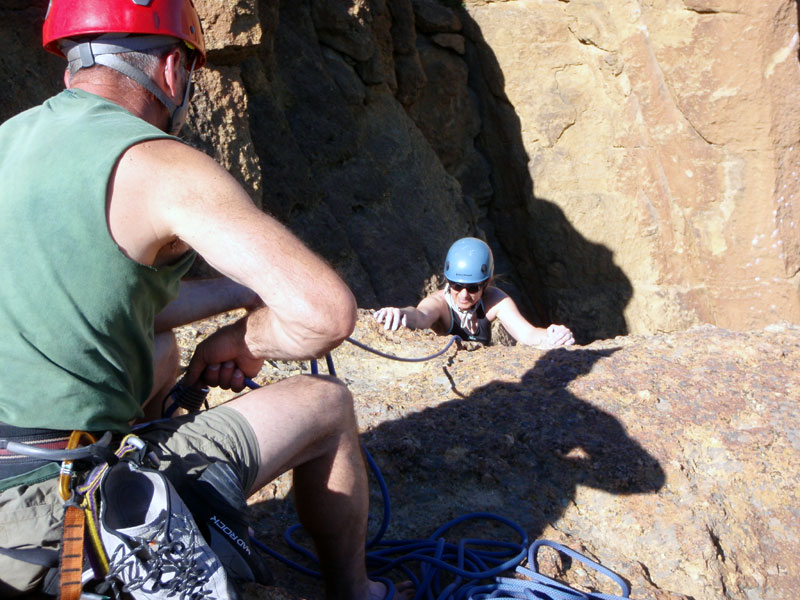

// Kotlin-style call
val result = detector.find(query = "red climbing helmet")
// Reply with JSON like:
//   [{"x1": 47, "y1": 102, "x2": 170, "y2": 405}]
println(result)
[{"x1": 42, "y1": 0, "x2": 206, "y2": 67}]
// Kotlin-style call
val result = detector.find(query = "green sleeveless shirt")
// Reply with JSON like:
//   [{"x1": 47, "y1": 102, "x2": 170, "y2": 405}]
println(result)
[{"x1": 0, "y1": 89, "x2": 194, "y2": 432}]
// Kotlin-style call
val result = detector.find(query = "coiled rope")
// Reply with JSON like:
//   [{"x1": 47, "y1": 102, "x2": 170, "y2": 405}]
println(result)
[
  {"x1": 247, "y1": 339, "x2": 630, "y2": 600},
  {"x1": 471, "y1": 539, "x2": 630, "y2": 600}
]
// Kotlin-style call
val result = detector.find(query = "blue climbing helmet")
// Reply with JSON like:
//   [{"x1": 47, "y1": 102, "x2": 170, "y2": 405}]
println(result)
[{"x1": 443, "y1": 237, "x2": 494, "y2": 284}]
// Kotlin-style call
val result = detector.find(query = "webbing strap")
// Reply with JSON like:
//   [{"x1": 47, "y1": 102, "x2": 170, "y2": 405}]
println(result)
[
  {"x1": 0, "y1": 544, "x2": 58, "y2": 567},
  {"x1": 59, "y1": 504, "x2": 86, "y2": 600}
]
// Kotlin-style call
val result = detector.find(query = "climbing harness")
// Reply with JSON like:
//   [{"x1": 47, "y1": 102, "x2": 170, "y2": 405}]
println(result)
[
  {"x1": 59, "y1": 430, "x2": 99, "y2": 600},
  {"x1": 0, "y1": 431, "x2": 235, "y2": 599},
  {"x1": 0, "y1": 430, "x2": 117, "y2": 597}
]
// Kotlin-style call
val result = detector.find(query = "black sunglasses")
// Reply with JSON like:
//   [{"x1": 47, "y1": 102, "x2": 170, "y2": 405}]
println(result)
[{"x1": 448, "y1": 281, "x2": 486, "y2": 294}]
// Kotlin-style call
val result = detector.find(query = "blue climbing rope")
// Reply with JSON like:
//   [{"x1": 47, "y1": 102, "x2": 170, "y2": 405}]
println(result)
[
  {"x1": 469, "y1": 540, "x2": 630, "y2": 600},
  {"x1": 252, "y1": 454, "x2": 529, "y2": 600},
  {"x1": 245, "y1": 343, "x2": 630, "y2": 600},
  {"x1": 345, "y1": 335, "x2": 462, "y2": 362},
  {"x1": 247, "y1": 357, "x2": 529, "y2": 598},
  {"x1": 250, "y1": 417, "x2": 529, "y2": 600}
]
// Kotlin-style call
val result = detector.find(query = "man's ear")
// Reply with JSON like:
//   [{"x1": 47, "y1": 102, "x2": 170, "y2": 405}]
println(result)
[
  {"x1": 63, "y1": 68, "x2": 72, "y2": 89},
  {"x1": 162, "y1": 48, "x2": 185, "y2": 101}
]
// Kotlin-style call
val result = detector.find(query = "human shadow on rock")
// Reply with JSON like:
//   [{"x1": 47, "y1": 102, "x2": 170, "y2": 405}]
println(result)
[{"x1": 359, "y1": 348, "x2": 664, "y2": 541}]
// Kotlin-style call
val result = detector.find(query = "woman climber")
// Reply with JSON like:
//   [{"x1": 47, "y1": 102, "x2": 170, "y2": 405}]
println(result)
[{"x1": 374, "y1": 237, "x2": 575, "y2": 348}]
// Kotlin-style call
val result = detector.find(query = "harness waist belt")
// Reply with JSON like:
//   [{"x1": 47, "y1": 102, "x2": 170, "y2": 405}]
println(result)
[
  {"x1": 0, "y1": 422, "x2": 73, "y2": 460},
  {"x1": 0, "y1": 423, "x2": 73, "y2": 481}
]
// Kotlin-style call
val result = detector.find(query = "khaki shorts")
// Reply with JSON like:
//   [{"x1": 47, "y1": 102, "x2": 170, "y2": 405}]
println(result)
[{"x1": 0, "y1": 406, "x2": 260, "y2": 597}]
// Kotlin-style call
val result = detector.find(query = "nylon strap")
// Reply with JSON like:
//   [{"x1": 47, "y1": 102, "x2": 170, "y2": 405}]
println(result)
[
  {"x1": 62, "y1": 36, "x2": 179, "y2": 111},
  {"x1": 59, "y1": 504, "x2": 86, "y2": 600}
]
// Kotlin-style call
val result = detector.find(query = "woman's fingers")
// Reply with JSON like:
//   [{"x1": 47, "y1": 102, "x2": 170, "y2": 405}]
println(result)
[
  {"x1": 374, "y1": 307, "x2": 404, "y2": 330},
  {"x1": 547, "y1": 324, "x2": 575, "y2": 347}
]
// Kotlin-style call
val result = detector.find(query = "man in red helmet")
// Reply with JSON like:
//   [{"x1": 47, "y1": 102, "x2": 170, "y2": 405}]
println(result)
[{"x1": 0, "y1": 2, "x2": 387, "y2": 600}]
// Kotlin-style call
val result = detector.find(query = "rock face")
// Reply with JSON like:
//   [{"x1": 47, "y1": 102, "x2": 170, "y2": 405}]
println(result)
[
  {"x1": 0, "y1": 0, "x2": 800, "y2": 341},
  {"x1": 464, "y1": 0, "x2": 800, "y2": 338},
  {"x1": 179, "y1": 314, "x2": 800, "y2": 600},
  {"x1": 2, "y1": 0, "x2": 798, "y2": 342},
  {"x1": 335, "y1": 319, "x2": 800, "y2": 600}
]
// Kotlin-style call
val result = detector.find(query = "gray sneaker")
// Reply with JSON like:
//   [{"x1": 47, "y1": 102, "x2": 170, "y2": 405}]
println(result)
[{"x1": 98, "y1": 460, "x2": 239, "y2": 599}]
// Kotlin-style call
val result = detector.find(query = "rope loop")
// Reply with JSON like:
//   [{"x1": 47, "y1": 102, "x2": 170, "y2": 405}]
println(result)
[{"x1": 345, "y1": 335, "x2": 462, "y2": 363}]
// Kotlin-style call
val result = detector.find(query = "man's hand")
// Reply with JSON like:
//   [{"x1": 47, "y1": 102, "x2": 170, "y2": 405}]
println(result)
[
  {"x1": 545, "y1": 324, "x2": 575, "y2": 348},
  {"x1": 373, "y1": 307, "x2": 408, "y2": 331},
  {"x1": 182, "y1": 318, "x2": 264, "y2": 392}
]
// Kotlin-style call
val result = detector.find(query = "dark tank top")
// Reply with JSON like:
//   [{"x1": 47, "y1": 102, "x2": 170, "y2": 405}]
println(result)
[{"x1": 446, "y1": 301, "x2": 492, "y2": 345}]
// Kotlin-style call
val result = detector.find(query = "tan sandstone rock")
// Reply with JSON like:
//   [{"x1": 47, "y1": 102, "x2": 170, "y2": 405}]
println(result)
[
  {"x1": 463, "y1": 0, "x2": 800, "y2": 335},
  {"x1": 4, "y1": 0, "x2": 798, "y2": 340},
  {"x1": 3, "y1": 2, "x2": 799, "y2": 599},
  {"x1": 175, "y1": 312, "x2": 800, "y2": 600}
]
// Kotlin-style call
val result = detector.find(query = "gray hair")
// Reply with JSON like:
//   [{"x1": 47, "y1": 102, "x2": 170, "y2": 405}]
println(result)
[
  {"x1": 117, "y1": 42, "x2": 188, "y2": 78},
  {"x1": 63, "y1": 35, "x2": 189, "y2": 80}
]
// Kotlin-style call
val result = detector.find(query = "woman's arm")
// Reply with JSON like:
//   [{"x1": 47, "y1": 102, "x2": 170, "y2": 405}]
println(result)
[
  {"x1": 374, "y1": 294, "x2": 447, "y2": 332},
  {"x1": 486, "y1": 288, "x2": 575, "y2": 348}
]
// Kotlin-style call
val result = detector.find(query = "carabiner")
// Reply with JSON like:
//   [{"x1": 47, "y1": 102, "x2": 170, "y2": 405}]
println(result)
[{"x1": 59, "y1": 430, "x2": 98, "y2": 501}]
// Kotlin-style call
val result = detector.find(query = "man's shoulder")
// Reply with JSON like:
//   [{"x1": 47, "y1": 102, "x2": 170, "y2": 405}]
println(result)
[
  {"x1": 120, "y1": 136, "x2": 213, "y2": 174},
  {"x1": 0, "y1": 90, "x2": 69, "y2": 133},
  {"x1": 123, "y1": 135, "x2": 194, "y2": 155}
]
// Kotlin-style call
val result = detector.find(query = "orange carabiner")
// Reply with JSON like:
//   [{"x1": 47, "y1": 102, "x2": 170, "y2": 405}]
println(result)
[{"x1": 58, "y1": 430, "x2": 97, "y2": 501}]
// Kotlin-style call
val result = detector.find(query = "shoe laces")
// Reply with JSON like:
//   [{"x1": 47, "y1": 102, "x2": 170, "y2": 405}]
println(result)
[{"x1": 103, "y1": 510, "x2": 214, "y2": 599}]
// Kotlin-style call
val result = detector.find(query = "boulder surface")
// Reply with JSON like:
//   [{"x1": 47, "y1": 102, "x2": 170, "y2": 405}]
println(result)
[{"x1": 176, "y1": 313, "x2": 800, "y2": 600}]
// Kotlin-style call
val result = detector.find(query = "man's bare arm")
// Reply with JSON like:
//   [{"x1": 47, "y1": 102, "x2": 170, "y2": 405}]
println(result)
[
  {"x1": 154, "y1": 277, "x2": 261, "y2": 333},
  {"x1": 111, "y1": 139, "x2": 357, "y2": 364}
]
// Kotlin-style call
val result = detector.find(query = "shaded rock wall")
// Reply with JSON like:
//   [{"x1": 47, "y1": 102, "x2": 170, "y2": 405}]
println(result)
[
  {"x1": 1, "y1": 0, "x2": 798, "y2": 341},
  {"x1": 189, "y1": 0, "x2": 475, "y2": 307}
]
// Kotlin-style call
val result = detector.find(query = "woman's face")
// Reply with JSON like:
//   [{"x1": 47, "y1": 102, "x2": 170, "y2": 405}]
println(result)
[{"x1": 448, "y1": 280, "x2": 487, "y2": 310}]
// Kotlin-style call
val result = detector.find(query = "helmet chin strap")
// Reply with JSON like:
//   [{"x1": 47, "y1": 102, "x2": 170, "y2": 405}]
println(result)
[
  {"x1": 168, "y1": 58, "x2": 196, "y2": 135},
  {"x1": 62, "y1": 35, "x2": 196, "y2": 135}
]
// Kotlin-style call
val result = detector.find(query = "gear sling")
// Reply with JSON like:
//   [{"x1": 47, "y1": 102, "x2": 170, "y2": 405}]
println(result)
[{"x1": 0, "y1": 427, "x2": 151, "y2": 598}]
